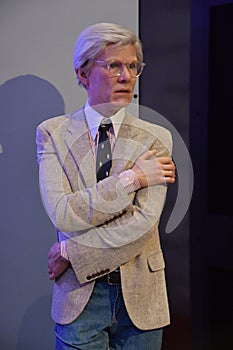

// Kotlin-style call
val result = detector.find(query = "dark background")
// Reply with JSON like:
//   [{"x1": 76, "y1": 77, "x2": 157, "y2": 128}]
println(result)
[{"x1": 140, "y1": 0, "x2": 233, "y2": 349}]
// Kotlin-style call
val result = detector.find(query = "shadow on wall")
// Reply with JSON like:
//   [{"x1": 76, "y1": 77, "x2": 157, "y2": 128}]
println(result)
[{"x1": 0, "y1": 75, "x2": 65, "y2": 350}]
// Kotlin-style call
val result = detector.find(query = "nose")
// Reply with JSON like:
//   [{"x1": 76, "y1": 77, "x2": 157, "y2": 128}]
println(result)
[{"x1": 118, "y1": 64, "x2": 131, "y2": 82}]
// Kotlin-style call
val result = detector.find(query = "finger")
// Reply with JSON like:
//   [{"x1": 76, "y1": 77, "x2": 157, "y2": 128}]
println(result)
[
  {"x1": 157, "y1": 156, "x2": 174, "y2": 164},
  {"x1": 161, "y1": 164, "x2": 175, "y2": 171},
  {"x1": 164, "y1": 172, "x2": 176, "y2": 183},
  {"x1": 48, "y1": 259, "x2": 54, "y2": 269},
  {"x1": 167, "y1": 170, "x2": 176, "y2": 178},
  {"x1": 165, "y1": 178, "x2": 175, "y2": 184},
  {"x1": 49, "y1": 272, "x2": 55, "y2": 280},
  {"x1": 167, "y1": 176, "x2": 176, "y2": 183},
  {"x1": 163, "y1": 168, "x2": 175, "y2": 176}
]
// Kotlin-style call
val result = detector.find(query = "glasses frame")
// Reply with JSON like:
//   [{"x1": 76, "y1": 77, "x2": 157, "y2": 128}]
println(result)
[{"x1": 90, "y1": 59, "x2": 145, "y2": 78}]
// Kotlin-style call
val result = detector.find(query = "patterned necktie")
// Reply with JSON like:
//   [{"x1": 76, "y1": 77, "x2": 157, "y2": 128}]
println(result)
[
  {"x1": 96, "y1": 122, "x2": 120, "y2": 275},
  {"x1": 96, "y1": 122, "x2": 113, "y2": 182}
]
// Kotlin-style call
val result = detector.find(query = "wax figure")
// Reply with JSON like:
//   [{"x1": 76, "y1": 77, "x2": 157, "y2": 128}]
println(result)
[{"x1": 36, "y1": 22, "x2": 176, "y2": 350}]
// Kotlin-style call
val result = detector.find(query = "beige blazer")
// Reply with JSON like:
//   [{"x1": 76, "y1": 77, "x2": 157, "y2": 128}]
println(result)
[{"x1": 36, "y1": 108, "x2": 172, "y2": 330}]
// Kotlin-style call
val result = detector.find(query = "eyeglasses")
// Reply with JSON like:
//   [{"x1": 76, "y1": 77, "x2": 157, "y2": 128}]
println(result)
[{"x1": 91, "y1": 60, "x2": 145, "y2": 78}]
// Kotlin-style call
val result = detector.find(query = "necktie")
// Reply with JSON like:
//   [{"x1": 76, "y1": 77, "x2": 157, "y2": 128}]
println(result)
[
  {"x1": 96, "y1": 122, "x2": 113, "y2": 182},
  {"x1": 96, "y1": 121, "x2": 120, "y2": 275}
]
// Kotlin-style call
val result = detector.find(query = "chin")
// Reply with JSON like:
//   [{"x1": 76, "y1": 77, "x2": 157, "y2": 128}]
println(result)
[
  {"x1": 111, "y1": 100, "x2": 130, "y2": 109},
  {"x1": 113, "y1": 96, "x2": 132, "y2": 105}
]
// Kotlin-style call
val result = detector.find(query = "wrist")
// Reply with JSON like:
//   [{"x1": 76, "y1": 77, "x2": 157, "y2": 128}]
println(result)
[
  {"x1": 60, "y1": 241, "x2": 69, "y2": 262},
  {"x1": 119, "y1": 169, "x2": 141, "y2": 193}
]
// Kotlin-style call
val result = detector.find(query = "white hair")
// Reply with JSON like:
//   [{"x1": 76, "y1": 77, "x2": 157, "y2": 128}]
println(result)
[{"x1": 73, "y1": 22, "x2": 143, "y2": 88}]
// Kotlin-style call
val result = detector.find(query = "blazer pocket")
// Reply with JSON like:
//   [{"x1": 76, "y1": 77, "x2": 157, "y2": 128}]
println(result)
[{"x1": 147, "y1": 250, "x2": 165, "y2": 272}]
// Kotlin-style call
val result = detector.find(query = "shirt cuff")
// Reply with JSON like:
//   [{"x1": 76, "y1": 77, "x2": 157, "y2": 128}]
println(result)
[
  {"x1": 60, "y1": 240, "x2": 69, "y2": 261},
  {"x1": 119, "y1": 169, "x2": 141, "y2": 194}
]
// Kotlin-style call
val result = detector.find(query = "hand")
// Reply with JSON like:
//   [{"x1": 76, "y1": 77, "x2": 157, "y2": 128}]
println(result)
[
  {"x1": 48, "y1": 242, "x2": 70, "y2": 280},
  {"x1": 132, "y1": 150, "x2": 176, "y2": 188}
]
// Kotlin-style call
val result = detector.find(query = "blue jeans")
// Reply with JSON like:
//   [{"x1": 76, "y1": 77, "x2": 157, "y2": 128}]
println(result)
[{"x1": 55, "y1": 282, "x2": 163, "y2": 350}]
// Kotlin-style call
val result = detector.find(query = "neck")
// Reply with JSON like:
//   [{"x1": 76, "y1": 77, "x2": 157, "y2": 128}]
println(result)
[{"x1": 89, "y1": 101, "x2": 127, "y2": 117}]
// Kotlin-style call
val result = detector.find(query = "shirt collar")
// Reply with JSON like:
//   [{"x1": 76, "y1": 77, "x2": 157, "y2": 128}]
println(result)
[{"x1": 84, "y1": 101, "x2": 125, "y2": 140}]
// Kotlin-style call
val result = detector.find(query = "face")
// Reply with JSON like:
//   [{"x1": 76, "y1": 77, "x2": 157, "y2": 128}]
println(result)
[{"x1": 79, "y1": 44, "x2": 138, "y2": 116}]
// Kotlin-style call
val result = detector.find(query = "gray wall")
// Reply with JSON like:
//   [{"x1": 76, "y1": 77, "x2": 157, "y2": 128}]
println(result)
[{"x1": 0, "y1": 1, "x2": 138, "y2": 349}]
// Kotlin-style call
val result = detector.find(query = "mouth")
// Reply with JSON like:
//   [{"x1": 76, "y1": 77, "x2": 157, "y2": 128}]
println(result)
[{"x1": 115, "y1": 89, "x2": 131, "y2": 94}]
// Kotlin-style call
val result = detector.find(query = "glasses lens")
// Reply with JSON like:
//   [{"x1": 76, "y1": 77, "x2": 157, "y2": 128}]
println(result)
[
  {"x1": 108, "y1": 61, "x2": 122, "y2": 77},
  {"x1": 135, "y1": 63, "x2": 143, "y2": 77},
  {"x1": 107, "y1": 61, "x2": 144, "y2": 77},
  {"x1": 127, "y1": 62, "x2": 137, "y2": 77}
]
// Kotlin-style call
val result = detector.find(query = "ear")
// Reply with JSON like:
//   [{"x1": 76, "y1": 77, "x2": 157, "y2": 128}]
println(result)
[{"x1": 76, "y1": 68, "x2": 89, "y2": 88}]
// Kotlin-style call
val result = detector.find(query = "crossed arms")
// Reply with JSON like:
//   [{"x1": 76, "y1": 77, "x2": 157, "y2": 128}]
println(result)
[{"x1": 36, "y1": 116, "x2": 175, "y2": 282}]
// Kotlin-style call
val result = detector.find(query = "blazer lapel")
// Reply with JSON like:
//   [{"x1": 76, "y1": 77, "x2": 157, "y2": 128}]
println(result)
[{"x1": 65, "y1": 109, "x2": 96, "y2": 188}]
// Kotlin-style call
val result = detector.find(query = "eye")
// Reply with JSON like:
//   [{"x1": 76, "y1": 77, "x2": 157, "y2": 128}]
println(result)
[
  {"x1": 129, "y1": 62, "x2": 137, "y2": 69},
  {"x1": 109, "y1": 61, "x2": 122, "y2": 69}
]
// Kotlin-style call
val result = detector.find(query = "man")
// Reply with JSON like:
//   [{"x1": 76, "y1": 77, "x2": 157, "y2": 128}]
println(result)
[{"x1": 36, "y1": 22, "x2": 176, "y2": 350}]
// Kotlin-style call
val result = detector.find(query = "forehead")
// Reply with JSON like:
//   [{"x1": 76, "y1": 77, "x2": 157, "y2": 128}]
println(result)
[{"x1": 99, "y1": 44, "x2": 137, "y2": 61}]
